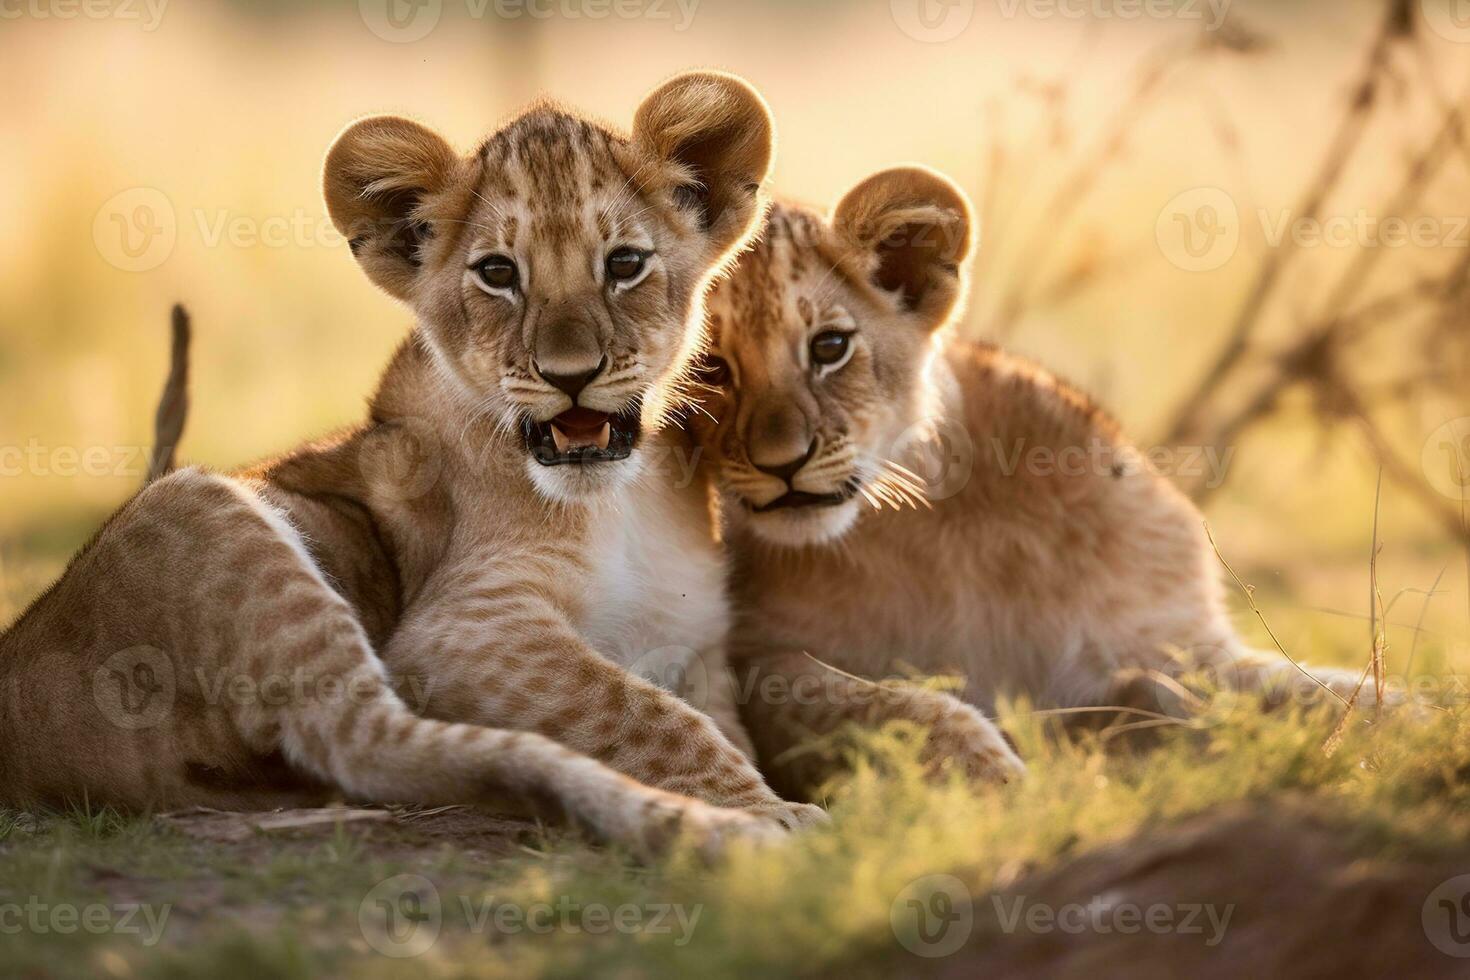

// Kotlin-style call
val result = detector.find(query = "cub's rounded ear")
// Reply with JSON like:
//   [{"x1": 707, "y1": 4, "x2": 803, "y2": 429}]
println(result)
[
  {"x1": 633, "y1": 71, "x2": 774, "y2": 255},
  {"x1": 324, "y1": 116, "x2": 460, "y2": 301},
  {"x1": 832, "y1": 166, "x2": 973, "y2": 330}
]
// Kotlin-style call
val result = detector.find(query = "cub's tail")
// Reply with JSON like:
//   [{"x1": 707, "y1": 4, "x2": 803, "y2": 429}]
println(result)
[{"x1": 146, "y1": 304, "x2": 191, "y2": 484}]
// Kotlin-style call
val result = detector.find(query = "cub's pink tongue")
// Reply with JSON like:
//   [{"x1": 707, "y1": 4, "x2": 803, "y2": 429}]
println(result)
[{"x1": 550, "y1": 408, "x2": 612, "y2": 452}]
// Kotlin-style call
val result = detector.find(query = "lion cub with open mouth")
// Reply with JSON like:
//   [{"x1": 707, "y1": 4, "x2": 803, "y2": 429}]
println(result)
[
  {"x1": 692, "y1": 167, "x2": 1374, "y2": 796},
  {"x1": 0, "y1": 73, "x2": 819, "y2": 856}
]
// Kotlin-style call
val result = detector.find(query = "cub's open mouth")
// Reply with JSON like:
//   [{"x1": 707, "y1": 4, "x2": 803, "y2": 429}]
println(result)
[
  {"x1": 750, "y1": 480, "x2": 861, "y2": 513},
  {"x1": 523, "y1": 400, "x2": 641, "y2": 466}
]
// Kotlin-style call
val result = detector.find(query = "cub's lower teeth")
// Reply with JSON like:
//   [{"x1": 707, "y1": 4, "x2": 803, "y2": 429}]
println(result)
[
  {"x1": 551, "y1": 424, "x2": 570, "y2": 454},
  {"x1": 595, "y1": 421, "x2": 611, "y2": 451}
]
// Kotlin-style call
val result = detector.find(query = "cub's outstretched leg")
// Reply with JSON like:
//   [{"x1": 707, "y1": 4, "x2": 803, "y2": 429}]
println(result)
[
  {"x1": 380, "y1": 586, "x2": 826, "y2": 831},
  {"x1": 0, "y1": 469, "x2": 776, "y2": 857},
  {"x1": 732, "y1": 653, "x2": 1024, "y2": 802}
]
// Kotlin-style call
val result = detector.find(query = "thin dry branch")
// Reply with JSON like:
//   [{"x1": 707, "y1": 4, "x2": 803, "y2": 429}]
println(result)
[
  {"x1": 1163, "y1": 5, "x2": 1410, "y2": 446},
  {"x1": 1204, "y1": 523, "x2": 1353, "y2": 710},
  {"x1": 989, "y1": 41, "x2": 1194, "y2": 340},
  {"x1": 1368, "y1": 469, "x2": 1387, "y2": 720}
]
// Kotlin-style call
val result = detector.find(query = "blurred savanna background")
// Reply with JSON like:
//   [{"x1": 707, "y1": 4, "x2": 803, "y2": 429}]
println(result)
[{"x1": 2, "y1": 0, "x2": 1466, "y2": 678}]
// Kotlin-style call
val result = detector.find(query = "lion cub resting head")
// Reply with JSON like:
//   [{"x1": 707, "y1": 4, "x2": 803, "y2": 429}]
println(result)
[
  {"x1": 692, "y1": 167, "x2": 970, "y2": 543},
  {"x1": 327, "y1": 72, "x2": 772, "y2": 504}
]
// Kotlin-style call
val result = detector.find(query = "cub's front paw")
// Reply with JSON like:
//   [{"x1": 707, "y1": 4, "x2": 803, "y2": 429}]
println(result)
[
  {"x1": 743, "y1": 799, "x2": 830, "y2": 832},
  {"x1": 917, "y1": 699, "x2": 1025, "y2": 786},
  {"x1": 636, "y1": 793, "x2": 785, "y2": 861}
]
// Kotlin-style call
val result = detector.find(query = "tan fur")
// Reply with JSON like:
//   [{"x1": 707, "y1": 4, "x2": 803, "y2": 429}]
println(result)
[
  {"x1": 693, "y1": 169, "x2": 1372, "y2": 796},
  {"x1": 0, "y1": 73, "x2": 822, "y2": 857}
]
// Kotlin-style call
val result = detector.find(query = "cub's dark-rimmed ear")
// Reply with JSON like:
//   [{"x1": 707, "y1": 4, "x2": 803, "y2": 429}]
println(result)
[
  {"x1": 324, "y1": 116, "x2": 460, "y2": 301},
  {"x1": 633, "y1": 71, "x2": 774, "y2": 254},
  {"x1": 832, "y1": 166, "x2": 973, "y2": 330}
]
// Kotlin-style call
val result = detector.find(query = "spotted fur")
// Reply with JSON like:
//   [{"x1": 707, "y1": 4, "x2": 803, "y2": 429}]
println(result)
[{"x1": 0, "y1": 74, "x2": 824, "y2": 857}]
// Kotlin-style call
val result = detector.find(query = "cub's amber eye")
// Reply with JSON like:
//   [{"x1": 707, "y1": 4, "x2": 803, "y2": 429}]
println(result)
[
  {"x1": 695, "y1": 356, "x2": 731, "y2": 387},
  {"x1": 474, "y1": 255, "x2": 518, "y2": 291},
  {"x1": 810, "y1": 331, "x2": 853, "y2": 367},
  {"x1": 606, "y1": 247, "x2": 648, "y2": 283}
]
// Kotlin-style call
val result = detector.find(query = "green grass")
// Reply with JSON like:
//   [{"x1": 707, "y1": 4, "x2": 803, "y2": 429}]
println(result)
[{"x1": 2, "y1": 689, "x2": 1468, "y2": 979}]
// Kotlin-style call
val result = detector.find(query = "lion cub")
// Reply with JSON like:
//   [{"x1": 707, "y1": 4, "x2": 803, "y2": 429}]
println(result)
[
  {"x1": 0, "y1": 73, "x2": 818, "y2": 855},
  {"x1": 693, "y1": 168, "x2": 1371, "y2": 794}
]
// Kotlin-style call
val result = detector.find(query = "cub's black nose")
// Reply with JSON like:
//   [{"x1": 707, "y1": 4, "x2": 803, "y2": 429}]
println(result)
[
  {"x1": 753, "y1": 440, "x2": 817, "y2": 483},
  {"x1": 536, "y1": 356, "x2": 607, "y2": 402}
]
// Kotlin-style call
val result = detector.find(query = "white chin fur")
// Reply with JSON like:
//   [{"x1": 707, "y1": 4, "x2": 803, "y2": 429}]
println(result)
[
  {"x1": 745, "y1": 500, "x2": 861, "y2": 547},
  {"x1": 526, "y1": 449, "x2": 645, "y2": 505}
]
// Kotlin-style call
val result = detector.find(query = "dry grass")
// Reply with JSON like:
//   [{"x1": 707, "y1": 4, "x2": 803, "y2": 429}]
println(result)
[{"x1": 2, "y1": 693, "x2": 1468, "y2": 978}]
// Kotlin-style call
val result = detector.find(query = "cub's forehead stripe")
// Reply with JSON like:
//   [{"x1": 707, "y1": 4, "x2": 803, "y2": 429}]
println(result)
[{"x1": 715, "y1": 202, "x2": 862, "y2": 345}]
